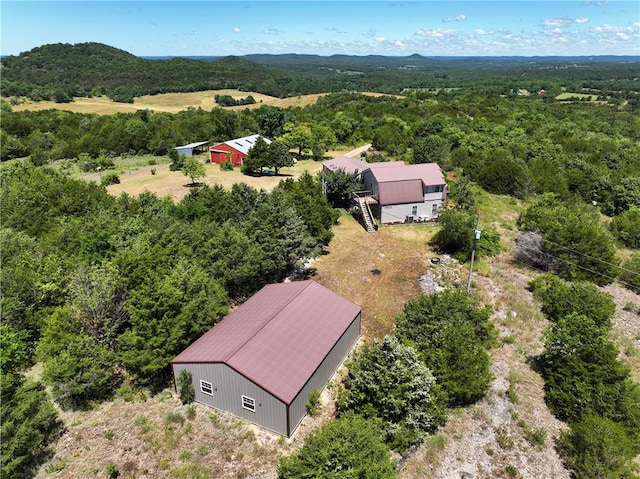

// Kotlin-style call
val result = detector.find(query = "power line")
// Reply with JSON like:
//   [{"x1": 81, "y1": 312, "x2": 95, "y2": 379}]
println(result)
[
  {"x1": 540, "y1": 237, "x2": 639, "y2": 277},
  {"x1": 515, "y1": 243, "x2": 639, "y2": 291}
]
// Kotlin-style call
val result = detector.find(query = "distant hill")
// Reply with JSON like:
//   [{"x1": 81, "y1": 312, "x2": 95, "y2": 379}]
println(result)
[
  {"x1": 0, "y1": 42, "x2": 317, "y2": 101},
  {"x1": 2, "y1": 42, "x2": 638, "y2": 103}
]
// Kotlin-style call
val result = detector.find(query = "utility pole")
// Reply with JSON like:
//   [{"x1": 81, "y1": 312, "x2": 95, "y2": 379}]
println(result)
[{"x1": 466, "y1": 216, "x2": 481, "y2": 292}]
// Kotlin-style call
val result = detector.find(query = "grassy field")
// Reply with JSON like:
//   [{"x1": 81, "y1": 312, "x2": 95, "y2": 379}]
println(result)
[
  {"x1": 11, "y1": 89, "x2": 398, "y2": 115},
  {"x1": 80, "y1": 154, "x2": 323, "y2": 201},
  {"x1": 555, "y1": 92, "x2": 599, "y2": 101},
  {"x1": 11, "y1": 89, "x2": 328, "y2": 115}
]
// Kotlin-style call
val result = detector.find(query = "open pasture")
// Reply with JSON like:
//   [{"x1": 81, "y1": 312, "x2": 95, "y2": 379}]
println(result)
[{"x1": 12, "y1": 89, "x2": 329, "y2": 115}]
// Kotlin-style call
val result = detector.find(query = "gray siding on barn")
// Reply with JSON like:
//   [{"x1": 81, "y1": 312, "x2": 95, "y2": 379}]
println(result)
[
  {"x1": 287, "y1": 313, "x2": 361, "y2": 435},
  {"x1": 172, "y1": 363, "x2": 287, "y2": 435}
]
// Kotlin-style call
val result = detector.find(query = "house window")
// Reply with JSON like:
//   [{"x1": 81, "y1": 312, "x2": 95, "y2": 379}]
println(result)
[
  {"x1": 427, "y1": 185, "x2": 444, "y2": 194},
  {"x1": 200, "y1": 380, "x2": 213, "y2": 396},
  {"x1": 432, "y1": 203, "x2": 439, "y2": 215},
  {"x1": 242, "y1": 395, "x2": 256, "y2": 412},
  {"x1": 411, "y1": 205, "x2": 418, "y2": 216}
]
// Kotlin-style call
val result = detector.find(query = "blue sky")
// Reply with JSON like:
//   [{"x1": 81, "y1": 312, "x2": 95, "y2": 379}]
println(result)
[{"x1": 1, "y1": 1, "x2": 639, "y2": 57}]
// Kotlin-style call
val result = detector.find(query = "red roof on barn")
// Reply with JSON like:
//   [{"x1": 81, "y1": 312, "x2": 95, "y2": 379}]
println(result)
[{"x1": 171, "y1": 280, "x2": 361, "y2": 404}]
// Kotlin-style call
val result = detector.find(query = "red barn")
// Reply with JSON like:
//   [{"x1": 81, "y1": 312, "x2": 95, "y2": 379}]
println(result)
[{"x1": 209, "y1": 134, "x2": 271, "y2": 167}]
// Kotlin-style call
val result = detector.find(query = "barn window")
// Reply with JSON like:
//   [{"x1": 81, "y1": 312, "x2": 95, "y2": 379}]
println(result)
[
  {"x1": 242, "y1": 395, "x2": 256, "y2": 412},
  {"x1": 200, "y1": 380, "x2": 213, "y2": 396}
]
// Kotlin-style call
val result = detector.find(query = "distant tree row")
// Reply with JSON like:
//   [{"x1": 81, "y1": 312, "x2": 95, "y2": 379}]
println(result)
[{"x1": 214, "y1": 94, "x2": 256, "y2": 107}]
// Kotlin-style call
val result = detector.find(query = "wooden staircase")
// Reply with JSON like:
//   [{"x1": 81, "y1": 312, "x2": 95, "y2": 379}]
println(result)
[{"x1": 357, "y1": 197, "x2": 376, "y2": 233}]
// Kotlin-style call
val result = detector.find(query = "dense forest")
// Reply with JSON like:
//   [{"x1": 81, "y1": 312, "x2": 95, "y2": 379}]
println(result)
[{"x1": 1, "y1": 43, "x2": 640, "y2": 478}]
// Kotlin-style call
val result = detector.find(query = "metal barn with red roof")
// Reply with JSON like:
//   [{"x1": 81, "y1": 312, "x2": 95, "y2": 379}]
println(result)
[
  {"x1": 209, "y1": 134, "x2": 271, "y2": 167},
  {"x1": 171, "y1": 280, "x2": 361, "y2": 436}
]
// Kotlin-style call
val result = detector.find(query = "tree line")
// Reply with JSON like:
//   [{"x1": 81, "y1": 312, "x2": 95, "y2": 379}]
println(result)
[{"x1": 2, "y1": 43, "x2": 638, "y2": 104}]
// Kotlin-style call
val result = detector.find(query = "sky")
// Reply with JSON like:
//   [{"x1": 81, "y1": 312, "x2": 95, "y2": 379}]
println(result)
[{"x1": 1, "y1": 1, "x2": 639, "y2": 57}]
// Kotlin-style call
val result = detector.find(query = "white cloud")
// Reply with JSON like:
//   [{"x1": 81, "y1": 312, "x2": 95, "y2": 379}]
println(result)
[
  {"x1": 263, "y1": 28, "x2": 279, "y2": 36},
  {"x1": 416, "y1": 28, "x2": 456, "y2": 39},
  {"x1": 592, "y1": 24, "x2": 631, "y2": 33},
  {"x1": 442, "y1": 13, "x2": 466, "y2": 23},
  {"x1": 575, "y1": 18, "x2": 589, "y2": 24},
  {"x1": 543, "y1": 18, "x2": 571, "y2": 28},
  {"x1": 232, "y1": 27, "x2": 240, "y2": 33},
  {"x1": 475, "y1": 29, "x2": 495, "y2": 35}
]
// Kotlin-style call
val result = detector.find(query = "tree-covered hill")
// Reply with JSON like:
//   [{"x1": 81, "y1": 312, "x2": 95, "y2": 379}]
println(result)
[
  {"x1": 0, "y1": 42, "x2": 321, "y2": 101},
  {"x1": 2, "y1": 42, "x2": 639, "y2": 104}
]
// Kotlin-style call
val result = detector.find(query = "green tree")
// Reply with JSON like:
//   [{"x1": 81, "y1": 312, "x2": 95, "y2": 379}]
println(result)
[
  {"x1": 396, "y1": 289, "x2": 494, "y2": 407},
  {"x1": 268, "y1": 140, "x2": 294, "y2": 175},
  {"x1": 557, "y1": 415, "x2": 638, "y2": 479},
  {"x1": 1, "y1": 372, "x2": 61, "y2": 478},
  {"x1": 477, "y1": 158, "x2": 531, "y2": 198},
  {"x1": 281, "y1": 122, "x2": 313, "y2": 157},
  {"x1": 181, "y1": 156, "x2": 206, "y2": 185},
  {"x1": 322, "y1": 168, "x2": 364, "y2": 209},
  {"x1": 242, "y1": 136, "x2": 270, "y2": 175},
  {"x1": 0, "y1": 324, "x2": 30, "y2": 374},
  {"x1": 339, "y1": 335, "x2": 445, "y2": 453},
  {"x1": 177, "y1": 369, "x2": 195, "y2": 404},
  {"x1": 611, "y1": 208, "x2": 640, "y2": 248},
  {"x1": 529, "y1": 274, "x2": 616, "y2": 327},
  {"x1": 612, "y1": 177, "x2": 640, "y2": 215},
  {"x1": 168, "y1": 148, "x2": 184, "y2": 171},
  {"x1": 309, "y1": 124, "x2": 336, "y2": 160},
  {"x1": 541, "y1": 313, "x2": 635, "y2": 425},
  {"x1": 275, "y1": 173, "x2": 339, "y2": 244},
  {"x1": 41, "y1": 332, "x2": 121, "y2": 410},
  {"x1": 518, "y1": 200, "x2": 618, "y2": 285},
  {"x1": 413, "y1": 134, "x2": 451, "y2": 168},
  {"x1": 277, "y1": 413, "x2": 396, "y2": 479},
  {"x1": 619, "y1": 253, "x2": 640, "y2": 293},
  {"x1": 118, "y1": 262, "x2": 228, "y2": 390}
]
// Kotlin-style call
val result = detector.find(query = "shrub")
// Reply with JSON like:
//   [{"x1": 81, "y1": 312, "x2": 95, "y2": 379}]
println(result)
[
  {"x1": 517, "y1": 199, "x2": 618, "y2": 285},
  {"x1": 106, "y1": 462, "x2": 119, "y2": 479},
  {"x1": 305, "y1": 388, "x2": 321, "y2": 417},
  {"x1": 277, "y1": 413, "x2": 396, "y2": 478},
  {"x1": 619, "y1": 253, "x2": 640, "y2": 293},
  {"x1": 177, "y1": 369, "x2": 195, "y2": 404},
  {"x1": 185, "y1": 404, "x2": 196, "y2": 420},
  {"x1": 220, "y1": 158, "x2": 234, "y2": 171},
  {"x1": 557, "y1": 415, "x2": 637, "y2": 479},
  {"x1": 432, "y1": 209, "x2": 501, "y2": 261},
  {"x1": 396, "y1": 289, "x2": 494, "y2": 407},
  {"x1": 611, "y1": 208, "x2": 640, "y2": 248},
  {"x1": 101, "y1": 172, "x2": 120, "y2": 186},
  {"x1": 541, "y1": 313, "x2": 635, "y2": 425},
  {"x1": 529, "y1": 273, "x2": 616, "y2": 327},
  {"x1": 339, "y1": 335, "x2": 445, "y2": 453}
]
